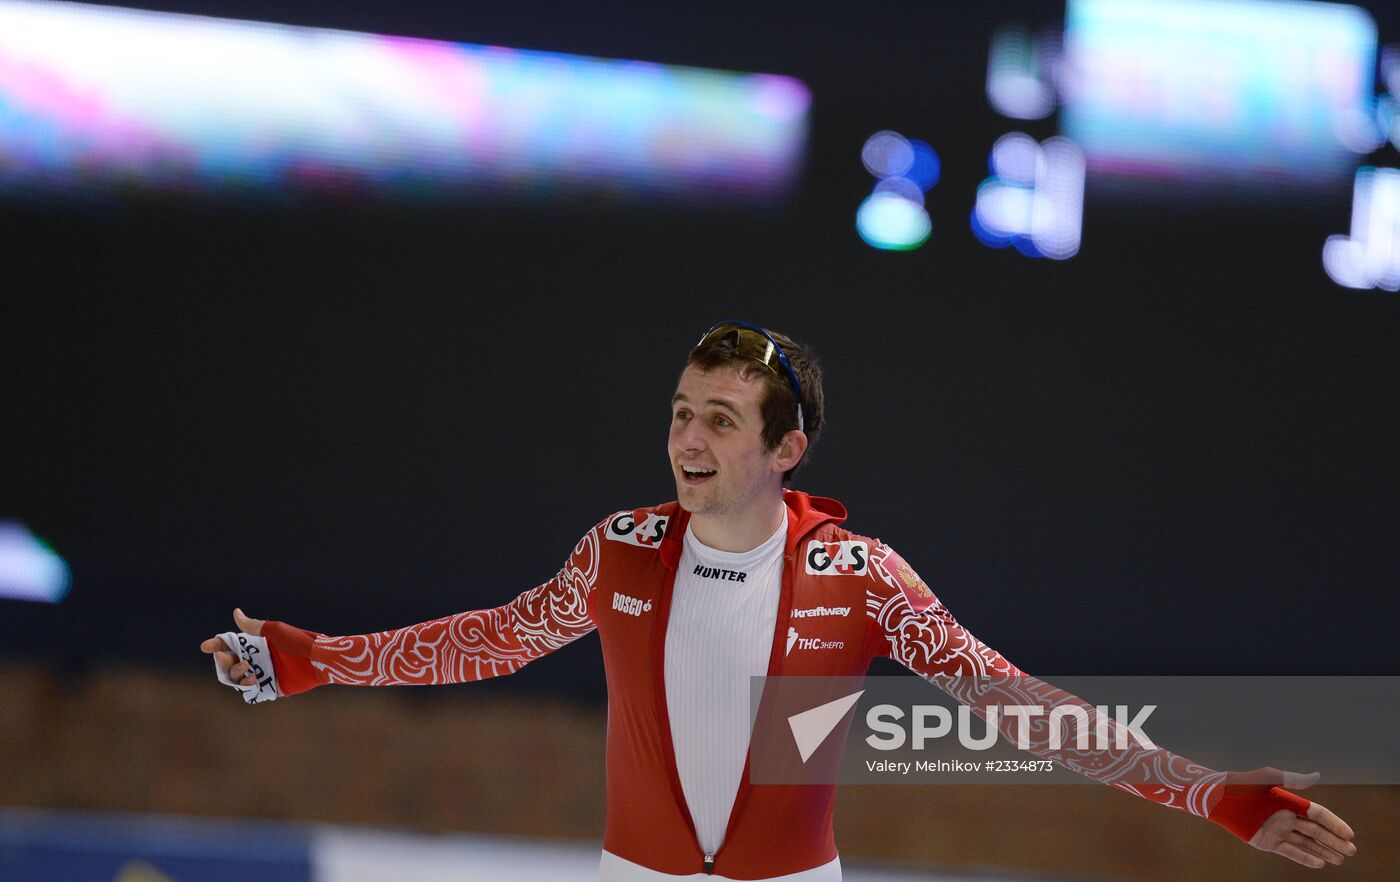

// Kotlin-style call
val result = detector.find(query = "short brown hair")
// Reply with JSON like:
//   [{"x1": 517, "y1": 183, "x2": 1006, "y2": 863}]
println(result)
[{"x1": 686, "y1": 325, "x2": 824, "y2": 484}]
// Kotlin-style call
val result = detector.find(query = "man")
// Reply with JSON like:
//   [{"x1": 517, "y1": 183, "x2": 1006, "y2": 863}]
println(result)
[{"x1": 204, "y1": 321, "x2": 1357, "y2": 880}]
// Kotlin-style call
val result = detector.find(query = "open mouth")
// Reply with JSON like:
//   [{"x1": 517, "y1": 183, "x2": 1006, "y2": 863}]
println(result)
[{"x1": 681, "y1": 465, "x2": 717, "y2": 485}]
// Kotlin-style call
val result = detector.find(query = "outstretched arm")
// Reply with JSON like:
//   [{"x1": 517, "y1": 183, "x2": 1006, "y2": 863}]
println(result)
[
  {"x1": 864, "y1": 542, "x2": 1358, "y2": 869},
  {"x1": 201, "y1": 514, "x2": 611, "y2": 700}
]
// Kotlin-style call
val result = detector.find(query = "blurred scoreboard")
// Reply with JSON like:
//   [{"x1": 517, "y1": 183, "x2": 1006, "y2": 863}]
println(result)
[
  {"x1": 0, "y1": 0, "x2": 809, "y2": 203},
  {"x1": 1062, "y1": 0, "x2": 1379, "y2": 189}
]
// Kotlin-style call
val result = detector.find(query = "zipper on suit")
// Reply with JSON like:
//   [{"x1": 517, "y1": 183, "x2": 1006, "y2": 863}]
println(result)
[{"x1": 707, "y1": 549, "x2": 797, "y2": 877}]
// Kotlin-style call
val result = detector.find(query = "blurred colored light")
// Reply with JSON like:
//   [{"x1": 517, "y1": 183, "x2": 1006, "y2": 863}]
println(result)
[
  {"x1": 1062, "y1": 0, "x2": 1377, "y2": 191},
  {"x1": 1382, "y1": 46, "x2": 1400, "y2": 97},
  {"x1": 902, "y1": 140, "x2": 941, "y2": 190},
  {"x1": 990, "y1": 132, "x2": 1040, "y2": 186},
  {"x1": 874, "y1": 176, "x2": 924, "y2": 205},
  {"x1": 973, "y1": 134, "x2": 1084, "y2": 260},
  {"x1": 0, "y1": 1, "x2": 809, "y2": 202},
  {"x1": 974, "y1": 180, "x2": 1035, "y2": 239},
  {"x1": 0, "y1": 522, "x2": 71, "y2": 603},
  {"x1": 856, "y1": 194, "x2": 931, "y2": 251},
  {"x1": 861, "y1": 131, "x2": 914, "y2": 178},
  {"x1": 986, "y1": 25, "x2": 1056, "y2": 120},
  {"x1": 1323, "y1": 167, "x2": 1400, "y2": 291},
  {"x1": 748, "y1": 74, "x2": 812, "y2": 121},
  {"x1": 1032, "y1": 138, "x2": 1086, "y2": 259},
  {"x1": 970, "y1": 206, "x2": 1016, "y2": 249},
  {"x1": 1337, "y1": 107, "x2": 1385, "y2": 154},
  {"x1": 1379, "y1": 97, "x2": 1400, "y2": 151}
]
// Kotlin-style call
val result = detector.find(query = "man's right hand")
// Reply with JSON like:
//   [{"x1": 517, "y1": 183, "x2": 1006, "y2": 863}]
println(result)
[{"x1": 200, "y1": 608, "x2": 268, "y2": 686}]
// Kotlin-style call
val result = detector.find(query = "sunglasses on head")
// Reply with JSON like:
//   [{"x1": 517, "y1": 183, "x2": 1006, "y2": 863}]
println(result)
[{"x1": 694, "y1": 320, "x2": 804, "y2": 433}]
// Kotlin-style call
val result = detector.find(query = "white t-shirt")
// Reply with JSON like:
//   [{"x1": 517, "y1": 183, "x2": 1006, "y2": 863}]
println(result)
[{"x1": 665, "y1": 513, "x2": 787, "y2": 856}]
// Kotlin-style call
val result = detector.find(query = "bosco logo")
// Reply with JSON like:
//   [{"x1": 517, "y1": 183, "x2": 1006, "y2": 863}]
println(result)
[
  {"x1": 606, "y1": 512, "x2": 669, "y2": 548},
  {"x1": 612, "y1": 592, "x2": 653, "y2": 617},
  {"x1": 805, "y1": 540, "x2": 869, "y2": 576}
]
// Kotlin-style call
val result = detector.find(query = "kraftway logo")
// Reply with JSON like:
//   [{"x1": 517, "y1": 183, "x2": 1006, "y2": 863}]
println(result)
[
  {"x1": 607, "y1": 512, "x2": 668, "y2": 548},
  {"x1": 804, "y1": 540, "x2": 868, "y2": 576},
  {"x1": 791, "y1": 605, "x2": 851, "y2": 619},
  {"x1": 786, "y1": 626, "x2": 844, "y2": 655},
  {"x1": 783, "y1": 689, "x2": 1158, "y2": 765}
]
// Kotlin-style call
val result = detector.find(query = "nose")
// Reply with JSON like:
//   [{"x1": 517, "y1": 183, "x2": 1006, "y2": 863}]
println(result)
[{"x1": 672, "y1": 417, "x2": 706, "y2": 454}]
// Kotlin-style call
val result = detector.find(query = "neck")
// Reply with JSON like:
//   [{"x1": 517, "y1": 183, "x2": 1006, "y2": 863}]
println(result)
[{"x1": 688, "y1": 492, "x2": 787, "y2": 553}]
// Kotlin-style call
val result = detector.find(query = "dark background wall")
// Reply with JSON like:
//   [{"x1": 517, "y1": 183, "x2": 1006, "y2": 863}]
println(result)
[{"x1": 4, "y1": 0, "x2": 1398, "y2": 703}]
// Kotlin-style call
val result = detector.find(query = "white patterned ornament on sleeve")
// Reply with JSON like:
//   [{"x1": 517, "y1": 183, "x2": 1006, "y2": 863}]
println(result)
[{"x1": 213, "y1": 631, "x2": 282, "y2": 704}]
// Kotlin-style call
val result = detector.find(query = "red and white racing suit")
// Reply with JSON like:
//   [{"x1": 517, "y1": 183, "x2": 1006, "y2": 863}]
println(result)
[{"x1": 259, "y1": 491, "x2": 1307, "y2": 879}]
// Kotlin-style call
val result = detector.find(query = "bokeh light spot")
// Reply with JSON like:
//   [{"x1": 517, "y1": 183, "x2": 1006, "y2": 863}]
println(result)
[
  {"x1": 874, "y1": 176, "x2": 924, "y2": 205},
  {"x1": 990, "y1": 132, "x2": 1040, "y2": 186},
  {"x1": 903, "y1": 139, "x2": 941, "y2": 190},
  {"x1": 861, "y1": 131, "x2": 914, "y2": 179},
  {"x1": 0, "y1": 522, "x2": 71, "y2": 603},
  {"x1": 856, "y1": 193, "x2": 931, "y2": 251}
]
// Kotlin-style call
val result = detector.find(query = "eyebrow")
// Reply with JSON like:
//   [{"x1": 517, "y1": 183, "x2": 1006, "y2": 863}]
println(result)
[{"x1": 671, "y1": 393, "x2": 745, "y2": 421}]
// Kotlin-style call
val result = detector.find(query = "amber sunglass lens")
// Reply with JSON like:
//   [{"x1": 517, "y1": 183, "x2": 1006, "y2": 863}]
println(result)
[{"x1": 697, "y1": 326, "x2": 780, "y2": 374}]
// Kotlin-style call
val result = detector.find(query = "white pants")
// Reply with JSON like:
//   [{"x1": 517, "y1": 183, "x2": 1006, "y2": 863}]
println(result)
[{"x1": 598, "y1": 850, "x2": 841, "y2": 881}]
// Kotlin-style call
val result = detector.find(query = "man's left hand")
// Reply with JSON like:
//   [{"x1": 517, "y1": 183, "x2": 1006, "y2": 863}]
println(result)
[{"x1": 1245, "y1": 771, "x2": 1357, "y2": 868}]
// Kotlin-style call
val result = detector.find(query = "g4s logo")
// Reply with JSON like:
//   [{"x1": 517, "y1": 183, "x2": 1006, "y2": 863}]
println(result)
[
  {"x1": 607, "y1": 512, "x2": 669, "y2": 548},
  {"x1": 805, "y1": 540, "x2": 868, "y2": 576}
]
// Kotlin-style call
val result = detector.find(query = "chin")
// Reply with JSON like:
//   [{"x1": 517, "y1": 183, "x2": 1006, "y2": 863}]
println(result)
[
  {"x1": 673, "y1": 480, "x2": 696, "y2": 511},
  {"x1": 675, "y1": 484, "x2": 717, "y2": 516}
]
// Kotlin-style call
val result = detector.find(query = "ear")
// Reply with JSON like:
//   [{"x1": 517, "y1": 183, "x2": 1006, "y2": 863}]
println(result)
[{"x1": 770, "y1": 429, "x2": 809, "y2": 474}]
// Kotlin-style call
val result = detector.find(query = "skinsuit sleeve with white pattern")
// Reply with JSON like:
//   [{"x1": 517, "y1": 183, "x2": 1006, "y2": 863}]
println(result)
[
  {"x1": 863, "y1": 540, "x2": 1312, "y2": 843},
  {"x1": 254, "y1": 514, "x2": 614, "y2": 695}
]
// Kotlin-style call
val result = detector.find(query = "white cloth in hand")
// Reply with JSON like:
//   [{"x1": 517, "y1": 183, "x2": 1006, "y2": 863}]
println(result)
[{"x1": 213, "y1": 631, "x2": 282, "y2": 704}]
